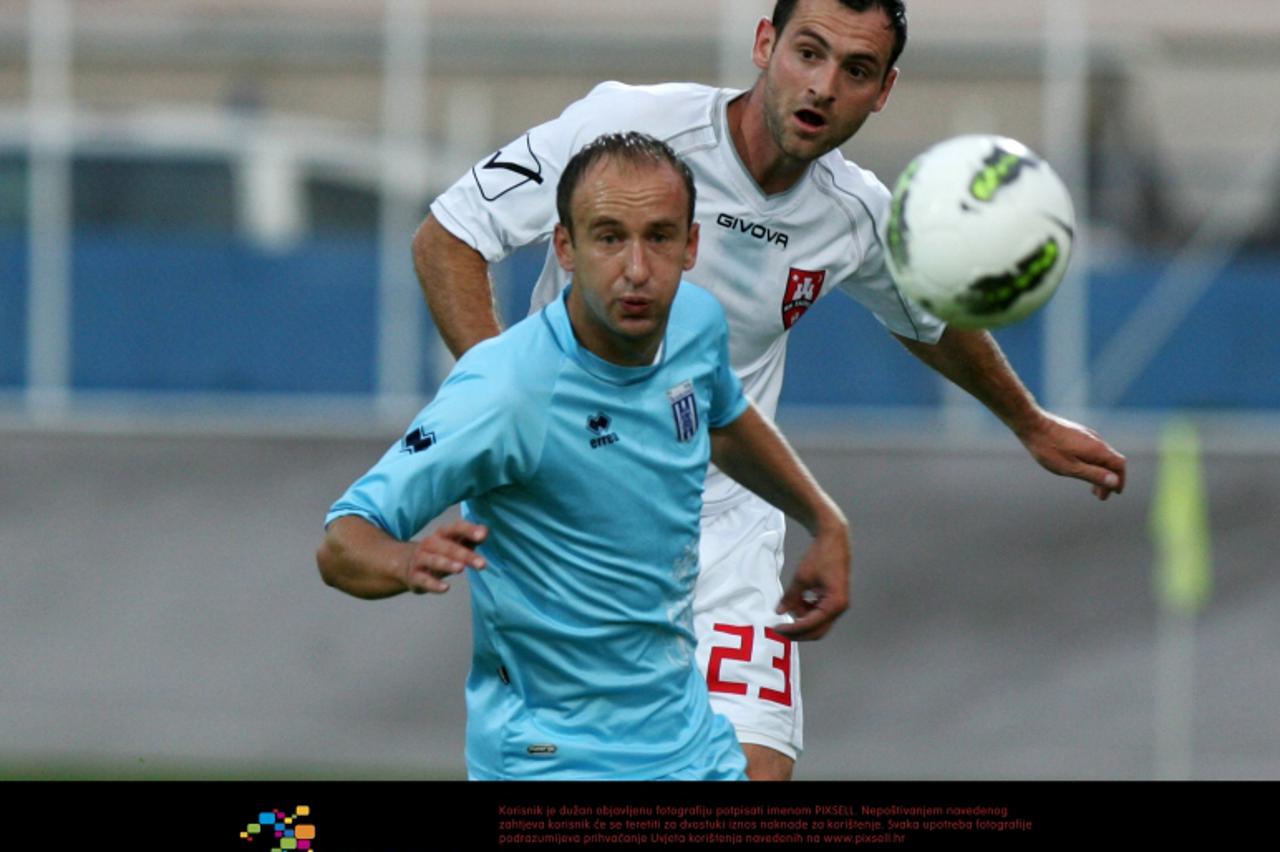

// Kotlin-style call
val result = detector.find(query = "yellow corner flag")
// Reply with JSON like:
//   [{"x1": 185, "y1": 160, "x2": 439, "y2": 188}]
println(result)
[{"x1": 1149, "y1": 418, "x2": 1213, "y2": 615}]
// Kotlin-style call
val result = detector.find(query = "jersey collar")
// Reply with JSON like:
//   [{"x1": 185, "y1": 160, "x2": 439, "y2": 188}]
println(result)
[
  {"x1": 541, "y1": 286, "x2": 667, "y2": 386},
  {"x1": 717, "y1": 89, "x2": 816, "y2": 214}
]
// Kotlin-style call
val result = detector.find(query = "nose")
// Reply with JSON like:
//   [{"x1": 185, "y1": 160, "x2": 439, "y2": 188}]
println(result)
[
  {"x1": 807, "y1": 60, "x2": 839, "y2": 104},
  {"x1": 624, "y1": 238, "x2": 651, "y2": 286}
]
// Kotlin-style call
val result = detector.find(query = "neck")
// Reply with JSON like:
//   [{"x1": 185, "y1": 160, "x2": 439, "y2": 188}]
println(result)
[
  {"x1": 727, "y1": 84, "x2": 810, "y2": 196},
  {"x1": 566, "y1": 290, "x2": 662, "y2": 368}
]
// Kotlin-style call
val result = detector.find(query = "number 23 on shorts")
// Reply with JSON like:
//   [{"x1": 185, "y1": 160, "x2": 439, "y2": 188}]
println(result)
[{"x1": 706, "y1": 623, "x2": 793, "y2": 706}]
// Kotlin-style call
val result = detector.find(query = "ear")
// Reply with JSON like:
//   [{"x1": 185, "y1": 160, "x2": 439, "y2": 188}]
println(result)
[
  {"x1": 553, "y1": 223, "x2": 575, "y2": 272},
  {"x1": 751, "y1": 17, "x2": 776, "y2": 72},
  {"x1": 683, "y1": 222, "x2": 700, "y2": 272},
  {"x1": 873, "y1": 67, "x2": 899, "y2": 113}
]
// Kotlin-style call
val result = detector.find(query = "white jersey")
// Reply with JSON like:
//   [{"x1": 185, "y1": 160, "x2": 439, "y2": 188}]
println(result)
[{"x1": 432, "y1": 81, "x2": 945, "y2": 506}]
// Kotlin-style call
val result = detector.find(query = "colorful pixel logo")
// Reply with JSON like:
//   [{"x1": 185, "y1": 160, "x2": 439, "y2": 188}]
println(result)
[{"x1": 240, "y1": 805, "x2": 316, "y2": 851}]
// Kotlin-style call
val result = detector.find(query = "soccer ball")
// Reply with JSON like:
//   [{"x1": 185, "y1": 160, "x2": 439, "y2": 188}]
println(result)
[{"x1": 884, "y1": 134, "x2": 1075, "y2": 329}]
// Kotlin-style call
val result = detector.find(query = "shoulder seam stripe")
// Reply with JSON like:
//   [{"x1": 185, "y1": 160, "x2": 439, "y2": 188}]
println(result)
[{"x1": 810, "y1": 159, "x2": 925, "y2": 341}]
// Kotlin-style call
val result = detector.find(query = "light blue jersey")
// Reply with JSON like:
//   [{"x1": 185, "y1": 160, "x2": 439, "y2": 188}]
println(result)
[{"x1": 327, "y1": 283, "x2": 750, "y2": 780}]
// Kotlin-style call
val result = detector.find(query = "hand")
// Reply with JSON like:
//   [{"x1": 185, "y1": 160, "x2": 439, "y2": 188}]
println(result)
[
  {"x1": 1018, "y1": 409, "x2": 1127, "y2": 501},
  {"x1": 773, "y1": 523, "x2": 851, "y2": 641},
  {"x1": 402, "y1": 519, "x2": 488, "y2": 594}
]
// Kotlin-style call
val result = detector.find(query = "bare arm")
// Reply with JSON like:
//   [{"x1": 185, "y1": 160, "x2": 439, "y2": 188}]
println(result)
[
  {"x1": 412, "y1": 214, "x2": 503, "y2": 358},
  {"x1": 711, "y1": 404, "x2": 851, "y2": 641},
  {"x1": 894, "y1": 326, "x2": 1126, "y2": 499},
  {"x1": 316, "y1": 515, "x2": 488, "y2": 600}
]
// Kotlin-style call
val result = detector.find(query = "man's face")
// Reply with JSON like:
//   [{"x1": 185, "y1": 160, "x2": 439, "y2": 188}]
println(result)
[
  {"x1": 753, "y1": 0, "x2": 898, "y2": 164},
  {"x1": 554, "y1": 157, "x2": 700, "y2": 366}
]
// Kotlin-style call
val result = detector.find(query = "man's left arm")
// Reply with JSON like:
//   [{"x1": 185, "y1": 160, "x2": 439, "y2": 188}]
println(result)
[
  {"x1": 894, "y1": 326, "x2": 1127, "y2": 500},
  {"x1": 711, "y1": 404, "x2": 852, "y2": 642}
]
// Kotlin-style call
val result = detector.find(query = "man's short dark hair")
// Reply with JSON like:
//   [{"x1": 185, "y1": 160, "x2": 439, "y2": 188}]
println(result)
[
  {"x1": 556, "y1": 132, "x2": 697, "y2": 238},
  {"x1": 771, "y1": 0, "x2": 907, "y2": 73}
]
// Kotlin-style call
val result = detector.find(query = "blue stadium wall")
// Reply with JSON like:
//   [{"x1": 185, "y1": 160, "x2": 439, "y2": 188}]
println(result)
[{"x1": 1, "y1": 231, "x2": 1276, "y2": 409}]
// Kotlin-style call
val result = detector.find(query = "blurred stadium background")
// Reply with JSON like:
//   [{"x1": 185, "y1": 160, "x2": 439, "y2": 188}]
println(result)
[{"x1": 2, "y1": 0, "x2": 1276, "y2": 780}]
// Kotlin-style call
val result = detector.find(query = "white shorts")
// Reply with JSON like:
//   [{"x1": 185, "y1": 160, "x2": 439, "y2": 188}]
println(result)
[{"x1": 693, "y1": 493, "x2": 803, "y2": 759}]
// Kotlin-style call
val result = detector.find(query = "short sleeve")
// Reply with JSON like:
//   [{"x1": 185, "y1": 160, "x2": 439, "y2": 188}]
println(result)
[
  {"x1": 835, "y1": 160, "x2": 947, "y2": 344},
  {"x1": 430, "y1": 82, "x2": 655, "y2": 264},
  {"x1": 707, "y1": 309, "x2": 749, "y2": 429},
  {"x1": 432, "y1": 84, "x2": 622, "y2": 262},
  {"x1": 325, "y1": 353, "x2": 546, "y2": 540},
  {"x1": 429, "y1": 121, "x2": 563, "y2": 264}
]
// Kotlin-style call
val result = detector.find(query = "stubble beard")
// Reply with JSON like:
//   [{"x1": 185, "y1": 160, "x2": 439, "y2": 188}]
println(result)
[{"x1": 762, "y1": 76, "x2": 831, "y2": 168}]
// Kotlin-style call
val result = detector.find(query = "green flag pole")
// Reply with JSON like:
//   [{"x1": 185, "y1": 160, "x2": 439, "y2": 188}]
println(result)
[
  {"x1": 1150, "y1": 417, "x2": 1212, "y2": 779},
  {"x1": 1151, "y1": 418, "x2": 1213, "y2": 614}
]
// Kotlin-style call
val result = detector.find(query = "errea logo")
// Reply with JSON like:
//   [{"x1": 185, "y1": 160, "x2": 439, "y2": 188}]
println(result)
[
  {"x1": 587, "y1": 411, "x2": 619, "y2": 449},
  {"x1": 400, "y1": 426, "x2": 436, "y2": 454}
]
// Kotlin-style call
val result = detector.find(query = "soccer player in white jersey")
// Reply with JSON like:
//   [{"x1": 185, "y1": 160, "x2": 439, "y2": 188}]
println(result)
[
  {"x1": 318, "y1": 133, "x2": 851, "y2": 779},
  {"x1": 413, "y1": 0, "x2": 1127, "y2": 780}
]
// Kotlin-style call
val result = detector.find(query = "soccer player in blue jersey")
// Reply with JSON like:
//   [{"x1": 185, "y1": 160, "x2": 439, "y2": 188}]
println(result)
[
  {"x1": 316, "y1": 132, "x2": 851, "y2": 780},
  {"x1": 414, "y1": 0, "x2": 1126, "y2": 782}
]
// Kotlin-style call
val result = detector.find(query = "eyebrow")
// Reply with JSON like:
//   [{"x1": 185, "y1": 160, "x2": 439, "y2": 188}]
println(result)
[
  {"x1": 587, "y1": 215, "x2": 681, "y2": 229},
  {"x1": 792, "y1": 26, "x2": 885, "y2": 71},
  {"x1": 793, "y1": 26, "x2": 833, "y2": 53}
]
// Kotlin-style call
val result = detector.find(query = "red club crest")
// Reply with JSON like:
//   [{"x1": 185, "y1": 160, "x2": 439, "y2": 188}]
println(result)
[{"x1": 782, "y1": 268, "x2": 826, "y2": 329}]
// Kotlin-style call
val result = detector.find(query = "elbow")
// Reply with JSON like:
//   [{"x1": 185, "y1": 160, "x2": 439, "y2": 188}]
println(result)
[{"x1": 315, "y1": 535, "x2": 342, "y2": 590}]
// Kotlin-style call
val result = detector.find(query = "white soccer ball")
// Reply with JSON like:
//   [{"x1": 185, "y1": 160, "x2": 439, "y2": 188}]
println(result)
[{"x1": 884, "y1": 134, "x2": 1076, "y2": 329}]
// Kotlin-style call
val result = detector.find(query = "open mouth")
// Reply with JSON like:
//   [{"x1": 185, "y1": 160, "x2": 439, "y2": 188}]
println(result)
[
  {"x1": 795, "y1": 109, "x2": 827, "y2": 131},
  {"x1": 619, "y1": 298, "x2": 652, "y2": 317}
]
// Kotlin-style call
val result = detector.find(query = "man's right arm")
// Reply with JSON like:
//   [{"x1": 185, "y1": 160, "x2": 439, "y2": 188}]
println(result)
[
  {"x1": 317, "y1": 515, "x2": 488, "y2": 600},
  {"x1": 319, "y1": 352, "x2": 543, "y2": 601},
  {"x1": 413, "y1": 214, "x2": 503, "y2": 359},
  {"x1": 711, "y1": 404, "x2": 851, "y2": 641}
]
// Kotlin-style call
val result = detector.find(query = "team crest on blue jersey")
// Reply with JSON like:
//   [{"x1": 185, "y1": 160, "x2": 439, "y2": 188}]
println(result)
[
  {"x1": 782, "y1": 267, "x2": 826, "y2": 329},
  {"x1": 667, "y1": 380, "x2": 698, "y2": 443},
  {"x1": 400, "y1": 426, "x2": 436, "y2": 454}
]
